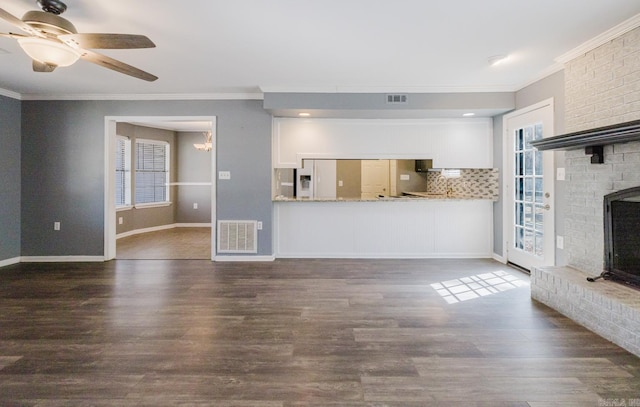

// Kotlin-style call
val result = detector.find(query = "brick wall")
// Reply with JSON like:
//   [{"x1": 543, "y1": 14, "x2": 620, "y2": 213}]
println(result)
[
  {"x1": 564, "y1": 26, "x2": 640, "y2": 276},
  {"x1": 565, "y1": 27, "x2": 640, "y2": 132}
]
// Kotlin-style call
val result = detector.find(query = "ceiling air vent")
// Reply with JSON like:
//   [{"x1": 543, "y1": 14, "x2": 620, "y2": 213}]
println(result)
[{"x1": 386, "y1": 94, "x2": 408, "y2": 104}]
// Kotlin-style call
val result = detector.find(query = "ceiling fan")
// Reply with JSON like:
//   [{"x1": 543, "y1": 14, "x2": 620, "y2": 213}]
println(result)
[{"x1": 0, "y1": 0, "x2": 157, "y2": 81}]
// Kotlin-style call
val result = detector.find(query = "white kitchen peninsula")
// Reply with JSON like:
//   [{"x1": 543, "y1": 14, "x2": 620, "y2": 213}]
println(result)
[
  {"x1": 273, "y1": 198, "x2": 493, "y2": 258},
  {"x1": 272, "y1": 117, "x2": 495, "y2": 258}
]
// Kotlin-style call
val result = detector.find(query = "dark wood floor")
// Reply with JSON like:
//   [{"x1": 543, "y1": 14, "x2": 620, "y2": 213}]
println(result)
[{"x1": 0, "y1": 258, "x2": 639, "y2": 406}]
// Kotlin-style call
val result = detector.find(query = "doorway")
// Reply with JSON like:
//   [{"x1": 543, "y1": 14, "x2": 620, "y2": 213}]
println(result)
[
  {"x1": 503, "y1": 100, "x2": 555, "y2": 270},
  {"x1": 104, "y1": 116, "x2": 217, "y2": 261}
]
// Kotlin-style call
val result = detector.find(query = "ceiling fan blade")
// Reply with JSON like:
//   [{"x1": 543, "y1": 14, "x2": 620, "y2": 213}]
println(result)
[
  {"x1": 32, "y1": 60, "x2": 56, "y2": 72},
  {"x1": 0, "y1": 8, "x2": 44, "y2": 37},
  {"x1": 0, "y1": 32, "x2": 28, "y2": 39},
  {"x1": 79, "y1": 49, "x2": 157, "y2": 82},
  {"x1": 59, "y1": 33, "x2": 156, "y2": 49}
]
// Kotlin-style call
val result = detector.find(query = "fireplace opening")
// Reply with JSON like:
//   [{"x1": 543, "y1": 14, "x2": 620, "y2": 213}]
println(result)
[{"x1": 601, "y1": 186, "x2": 640, "y2": 288}]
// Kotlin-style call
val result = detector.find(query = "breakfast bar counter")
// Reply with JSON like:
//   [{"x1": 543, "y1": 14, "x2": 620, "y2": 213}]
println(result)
[{"x1": 273, "y1": 198, "x2": 493, "y2": 258}]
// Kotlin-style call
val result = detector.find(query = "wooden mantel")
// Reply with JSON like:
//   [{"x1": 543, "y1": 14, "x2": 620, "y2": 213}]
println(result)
[{"x1": 530, "y1": 119, "x2": 640, "y2": 163}]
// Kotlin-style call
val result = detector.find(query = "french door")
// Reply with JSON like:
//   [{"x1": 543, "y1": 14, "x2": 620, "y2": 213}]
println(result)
[{"x1": 504, "y1": 100, "x2": 555, "y2": 270}]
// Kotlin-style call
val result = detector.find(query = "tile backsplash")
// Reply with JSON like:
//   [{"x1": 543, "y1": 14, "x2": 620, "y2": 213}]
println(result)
[{"x1": 426, "y1": 168, "x2": 499, "y2": 201}]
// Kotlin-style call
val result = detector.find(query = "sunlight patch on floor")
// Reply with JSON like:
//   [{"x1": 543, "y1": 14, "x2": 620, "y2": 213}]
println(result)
[{"x1": 431, "y1": 271, "x2": 529, "y2": 304}]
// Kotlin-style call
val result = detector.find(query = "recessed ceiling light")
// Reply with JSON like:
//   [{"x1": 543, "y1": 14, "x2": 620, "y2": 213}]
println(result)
[
  {"x1": 488, "y1": 54, "x2": 509, "y2": 66},
  {"x1": 463, "y1": 113, "x2": 475, "y2": 117},
  {"x1": 298, "y1": 112, "x2": 310, "y2": 117}
]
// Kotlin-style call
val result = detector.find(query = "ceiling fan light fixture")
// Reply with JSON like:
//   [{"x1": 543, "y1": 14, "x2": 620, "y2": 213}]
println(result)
[{"x1": 18, "y1": 37, "x2": 80, "y2": 67}]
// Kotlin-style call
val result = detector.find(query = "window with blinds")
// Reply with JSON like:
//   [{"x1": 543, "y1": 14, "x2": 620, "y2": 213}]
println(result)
[
  {"x1": 135, "y1": 139, "x2": 170, "y2": 205},
  {"x1": 115, "y1": 136, "x2": 131, "y2": 208}
]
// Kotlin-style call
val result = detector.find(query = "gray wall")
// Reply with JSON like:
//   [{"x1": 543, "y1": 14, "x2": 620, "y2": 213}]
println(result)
[
  {"x1": 493, "y1": 70, "x2": 566, "y2": 265},
  {"x1": 515, "y1": 70, "x2": 565, "y2": 135},
  {"x1": 4, "y1": 82, "x2": 565, "y2": 262},
  {"x1": 176, "y1": 131, "x2": 212, "y2": 224},
  {"x1": 21, "y1": 99, "x2": 272, "y2": 257},
  {"x1": 0, "y1": 95, "x2": 21, "y2": 261}
]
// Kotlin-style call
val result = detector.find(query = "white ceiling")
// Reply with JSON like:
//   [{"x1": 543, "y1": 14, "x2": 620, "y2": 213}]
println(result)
[{"x1": 0, "y1": 0, "x2": 639, "y2": 100}]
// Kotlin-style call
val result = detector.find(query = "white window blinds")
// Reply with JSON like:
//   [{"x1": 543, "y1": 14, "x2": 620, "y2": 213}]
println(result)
[{"x1": 135, "y1": 139, "x2": 169, "y2": 204}]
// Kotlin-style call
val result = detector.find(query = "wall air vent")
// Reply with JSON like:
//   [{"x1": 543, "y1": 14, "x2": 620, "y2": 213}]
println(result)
[
  {"x1": 217, "y1": 220, "x2": 258, "y2": 253},
  {"x1": 386, "y1": 94, "x2": 408, "y2": 104}
]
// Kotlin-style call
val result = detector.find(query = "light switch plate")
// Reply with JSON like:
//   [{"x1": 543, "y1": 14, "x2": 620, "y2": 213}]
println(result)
[
  {"x1": 556, "y1": 235, "x2": 564, "y2": 249},
  {"x1": 218, "y1": 171, "x2": 231, "y2": 180},
  {"x1": 557, "y1": 167, "x2": 565, "y2": 181},
  {"x1": 400, "y1": 174, "x2": 410, "y2": 181}
]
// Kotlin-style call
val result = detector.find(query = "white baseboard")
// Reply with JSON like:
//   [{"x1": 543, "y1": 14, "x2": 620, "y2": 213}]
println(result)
[
  {"x1": 274, "y1": 253, "x2": 494, "y2": 259},
  {"x1": 492, "y1": 253, "x2": 507, "y2": 263},
  {"x1": 213, "y1": 255, "x2": 275, "y2": 262},
  {"x1": 0, "y1": 257, "x2": 21, "y2": 268},
  {"x1": 20, "y1": 256, "x2": 105, "y2": 263},
  {"x1": 117, "y1": 223, "x2": 211, "y2": 240}
]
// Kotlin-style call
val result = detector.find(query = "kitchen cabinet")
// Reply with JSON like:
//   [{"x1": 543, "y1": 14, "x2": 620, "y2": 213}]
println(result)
[
  {"x1": 272, "y1": 118, "x2": 492, "y2": 168},
  {"x1": 431, "y1": 120, "x2": 493, "y2": 168}
]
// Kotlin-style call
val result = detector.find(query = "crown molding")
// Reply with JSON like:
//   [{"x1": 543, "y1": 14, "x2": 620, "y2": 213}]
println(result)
[
  {"x1": 259, "y1": 84, "x2": 520, "y2": 94},
  {"x1": 0, "y1": 87, "x2": 22, "y2": 100},
  {"x1": 556, "y1": 13, "x2": 640, "y2": 64},
  {"x1": 18, "y1": 92, "x2": 264, "y2": 101}
]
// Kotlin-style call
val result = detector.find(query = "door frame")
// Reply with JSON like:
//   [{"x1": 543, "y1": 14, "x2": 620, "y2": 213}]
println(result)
[
  {"x1": 103, "y1": 116, "x2": 217, "y2": 261},
  {"x1": 502, "y1": 98, "x2": 555, "y2": 268}
]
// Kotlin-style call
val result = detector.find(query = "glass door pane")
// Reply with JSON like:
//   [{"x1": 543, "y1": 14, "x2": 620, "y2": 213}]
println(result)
[{"x1": 513, "y1": 123, "x2": 545, "y2": 257}]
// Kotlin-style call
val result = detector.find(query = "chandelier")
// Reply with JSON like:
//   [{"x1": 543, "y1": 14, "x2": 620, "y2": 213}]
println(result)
[{"x1": 193, "y1": 131, "x2": 212, "y2": 152}]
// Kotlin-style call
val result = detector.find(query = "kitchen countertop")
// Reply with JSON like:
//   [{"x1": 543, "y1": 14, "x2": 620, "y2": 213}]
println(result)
[{"x1": 273, "y1": 192, "x2": 496, "y2": 202}]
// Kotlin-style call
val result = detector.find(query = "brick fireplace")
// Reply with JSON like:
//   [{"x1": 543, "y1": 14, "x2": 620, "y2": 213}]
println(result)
[{"x1": 530, "y1": 25, "x2": 640, "y2": 357}]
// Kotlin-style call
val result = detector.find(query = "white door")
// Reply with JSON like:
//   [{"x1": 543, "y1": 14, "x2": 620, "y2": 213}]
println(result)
[
  {"x1": 504, "y1": 100, "x2": 555, "y2": 270},
  {"x1": 361, "y1": 160, "x2": 390, "y2": 199}
]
